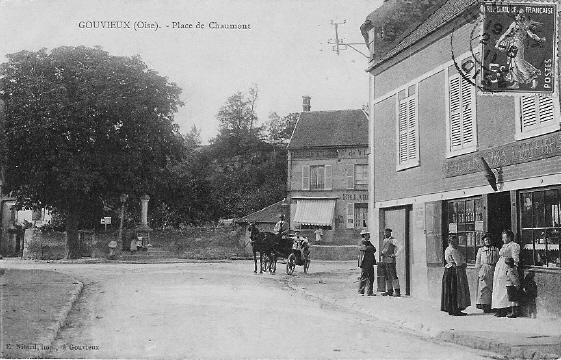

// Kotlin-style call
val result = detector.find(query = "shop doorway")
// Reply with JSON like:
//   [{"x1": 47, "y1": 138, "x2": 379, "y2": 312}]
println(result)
[
  {"x1": 379, "y1": 207, "x2": 411, "y2": 295},
  {"x1": 488, "y1": 192, "x2": 512, "y2": 247}
]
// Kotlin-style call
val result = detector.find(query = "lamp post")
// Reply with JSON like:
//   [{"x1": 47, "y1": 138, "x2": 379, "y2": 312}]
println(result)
[{"x1": 118, "y1": 194, "x2": 128, "y2": 246}]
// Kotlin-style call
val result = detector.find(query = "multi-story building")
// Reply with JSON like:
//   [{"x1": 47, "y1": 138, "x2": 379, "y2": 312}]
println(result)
[
  {"x1": 363, "y1": 0, "x2": 561, "y2": 317},
  {"x1": 287, "y1": 97, "x2": 369, "y2": 246}
]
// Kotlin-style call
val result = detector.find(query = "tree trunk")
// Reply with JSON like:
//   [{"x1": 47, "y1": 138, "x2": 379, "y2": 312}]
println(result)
[{"x1": 66, "y1": 204, "x2": 82, "y2": 259}]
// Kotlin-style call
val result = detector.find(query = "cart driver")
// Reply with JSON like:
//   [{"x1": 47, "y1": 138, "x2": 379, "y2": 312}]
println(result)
[{"x1": 274, "y1": 214, "x2": 289, "y2": 237}]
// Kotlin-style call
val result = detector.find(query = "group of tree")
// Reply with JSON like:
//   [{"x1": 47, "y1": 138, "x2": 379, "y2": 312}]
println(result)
[{"x1": 0, "y1": 46, "x2": 297, "y2": 258}]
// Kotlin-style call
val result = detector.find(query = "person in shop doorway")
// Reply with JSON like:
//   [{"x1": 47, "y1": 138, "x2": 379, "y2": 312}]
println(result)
[
  {"x1": 314, "y1": 226, "x2": 323, "y2": 244},
  {"x1": 441, "y1": 235, "x2": 471, "y2": 316},
  {"x1": 358, "y1": 230, "x2": 376, "y2": 296},
  {"x1": 475, "y1": 233, "x2": 500, "y2": 313},
  {"x1": 492, "y1": 229, "x2": 521, "y2": 317},
  {"x1": 380, "y1": 228, "x2": 401, "y2": 297}
]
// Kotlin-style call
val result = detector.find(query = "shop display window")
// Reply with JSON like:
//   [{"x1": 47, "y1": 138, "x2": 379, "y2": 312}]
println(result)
[
  {"x1": 447, "y1": 197, "x2": 484, "y2": 264},
  {"x1": 520, "y1": 188, "x2": 561, "y2": 268}
]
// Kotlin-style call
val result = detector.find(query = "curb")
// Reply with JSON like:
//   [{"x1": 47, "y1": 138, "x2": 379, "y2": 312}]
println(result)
[
  {"x1": 37, "y1": 279, "x2": 84, "y2": 358},
  {"x1": 286, "y1": 279, "x2": 560, "y2": 360}
]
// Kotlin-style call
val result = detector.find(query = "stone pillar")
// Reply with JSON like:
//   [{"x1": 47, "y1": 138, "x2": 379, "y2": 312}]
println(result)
[{"x1": 140, "y1": 195, "x2": 150, "y2": 228}]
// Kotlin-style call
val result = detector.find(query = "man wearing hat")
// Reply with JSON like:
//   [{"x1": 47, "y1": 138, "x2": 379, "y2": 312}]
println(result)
[
  {"x1": 380, "y1": 228, "x2": 402, "y2": 297},
  {"x1": 274, "y1": 214, "x2": 289, "y2": 238},
  {"x1": 358, "y1": 230, "x2": 377, "y2": 296}
]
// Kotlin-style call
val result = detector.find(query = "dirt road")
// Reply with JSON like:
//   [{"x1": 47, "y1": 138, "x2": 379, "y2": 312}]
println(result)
[{"x1": 5, "y1": 261, "x2": 495, "y2": 359}]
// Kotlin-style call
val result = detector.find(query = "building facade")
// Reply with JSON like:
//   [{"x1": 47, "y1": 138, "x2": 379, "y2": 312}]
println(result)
[
  {"x1": 364, "y1": 0, "x2": 561, "y2": 316},
  {"x1": 287, "y1": 98, "x2": 369, "y2": 245}
]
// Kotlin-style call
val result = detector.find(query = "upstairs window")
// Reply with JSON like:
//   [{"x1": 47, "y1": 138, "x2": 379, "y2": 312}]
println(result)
[
  {"x1": 302, "y1": 165, "x2": 332, "y2": 190},
  {"x1": 354, "y1": 164, "x2": 368, "y2": 190},
  {"x1": 515, "y1": 94, "x2": 559, "y2": 140},
  {"x1": 396, "y1": 84, "x2": 419, "y2": 170},
  {"x1": 446, "y1": 64, "x2": 477, "y2": 157}
]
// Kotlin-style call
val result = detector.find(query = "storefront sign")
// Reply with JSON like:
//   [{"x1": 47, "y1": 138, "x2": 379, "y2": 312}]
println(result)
[
  {"x1": 292, "y1": 148, "x2": 338, "y2": 159},
  {"x1": 292, "y1": 147, "x2": 368, "y2": 159},
  {"x1": 480, "y1": 3, "x2": 557, "y2": 94},
  {"x1": 342, "y1": 193, "x2": 369, "y2": 201},
  {"x1": 445, "y1": 131, "x2": 561, "y2": 177}
]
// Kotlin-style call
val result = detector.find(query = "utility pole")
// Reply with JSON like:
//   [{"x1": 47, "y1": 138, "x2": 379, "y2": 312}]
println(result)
[{"x1": 328, "y1": 19, "x2": 370, "y2": 58}]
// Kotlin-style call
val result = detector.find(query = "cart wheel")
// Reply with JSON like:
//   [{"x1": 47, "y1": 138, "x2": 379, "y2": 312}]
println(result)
[
  {"x1": 286, "y1": 253, "x2": 296, "y2": 275},
  {"x1": 304, "y1": 258, "x2": 310, "y2": 274}
]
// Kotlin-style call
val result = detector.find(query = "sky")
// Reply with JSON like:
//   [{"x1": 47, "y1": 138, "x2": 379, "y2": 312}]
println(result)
[{"x1": 0, "y1": 0, "x2": 382, "y2": 143}]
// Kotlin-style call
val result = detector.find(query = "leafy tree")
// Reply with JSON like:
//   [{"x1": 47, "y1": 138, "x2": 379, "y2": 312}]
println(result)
[
  {"x1": 266, "y1": 112, "x2": 299, "y2": 145},
  {"x1": 0, "y1": 98, "x2": 6, "y2": 190},
  {"x1": 1, "y1": 46, "x2": 184, "y2": 258}
]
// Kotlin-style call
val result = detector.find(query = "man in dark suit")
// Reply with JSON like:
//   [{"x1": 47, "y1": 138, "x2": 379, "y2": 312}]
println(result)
[{"x1": 358, "y1": 230, "x2": 377, "y2": 296}]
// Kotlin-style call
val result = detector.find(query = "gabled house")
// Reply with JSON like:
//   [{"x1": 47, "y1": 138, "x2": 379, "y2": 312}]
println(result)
[{"x1": 287, "y1": 97, "x2": 369, "y2": 245}]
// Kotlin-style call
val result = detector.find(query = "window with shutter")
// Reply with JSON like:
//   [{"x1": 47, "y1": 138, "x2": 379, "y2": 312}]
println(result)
[
  {"x1": 346, "y1": 164, "x2": 355, "y2": 189},
  {"x1": 396, "y1": 89, "x2": 419, "y2": 170},
  {"x1": 446, "y1": 73, "x2": 477, "y2": 156},
  {"x1": 346, "y1": 203, "x2": 355, "y2": 229},
  {"x1": 302, "y1": 165, "x2": 310, "y2": 190},
  {"x1": 516, "y1": 94, "x2": 559, "y2": 140},
  {"x1": 324, "y1": 165, "x2": 333, "y2": 190}
]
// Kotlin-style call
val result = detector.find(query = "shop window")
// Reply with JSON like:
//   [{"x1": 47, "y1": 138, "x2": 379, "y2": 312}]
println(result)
[
  {"x1": 354, "y1": 203, "x2": 368, "y2": 229},
  {"x1": 396, "y1": 84, "x2": 419, "y2": 170},
  {"x1": 354, "y1": 164, "x2": 368, "y2": 190},
  {"x1": 447, "y1": 197, "x2": 484, "y2": 264},
  {"x1": 515, "y1": 95, "x2": 559, "y2": 140},
  {"x1": 520, "y1": 188, "x2": 561, "y2": 268}
]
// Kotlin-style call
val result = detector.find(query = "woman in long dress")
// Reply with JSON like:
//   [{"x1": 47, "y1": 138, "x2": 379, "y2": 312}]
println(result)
[
  {"x1": 491, "y1": 229, "x2": 521, "y2": 317},
  {"x1": 495, "y1": 8, "x2": 546, "y2": 89},
  {"x1": 475, "y1": 233, "x2": 500, "y2": 313},
  {"x1": 441, "y1": 235, "x2": 471, "y2": 316}
]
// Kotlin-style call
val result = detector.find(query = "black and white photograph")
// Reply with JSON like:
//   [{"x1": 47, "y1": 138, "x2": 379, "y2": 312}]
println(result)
[{"x1": 1, "y1": 0, "x2": 560, "y2": 359}]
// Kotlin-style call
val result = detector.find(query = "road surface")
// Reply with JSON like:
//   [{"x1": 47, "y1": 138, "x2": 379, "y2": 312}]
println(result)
[{"x1": 6, "y1": 261, "x2": 496, "y2": 359}]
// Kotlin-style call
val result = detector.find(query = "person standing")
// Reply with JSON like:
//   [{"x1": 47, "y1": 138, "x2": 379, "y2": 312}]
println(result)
[
  {"x1": 358, "y1": 230, "x2": 376, "y2": 296},
  {"x1": 441, "y1": 235, "x2": 471, "y2": 316},
  {"x1": 314, "y1": 226, "x2": 323, "y2": 244},
  {"x1": 380, "y1": 228, "x2": 401, "y2": 297},
  {"x1": 505, "y1": 257, "x2": 521, "y2": 318},
  {"x1": 492, "y1": 229, "x2": 521, "y2": 317},
  {"x1": 475, "y1": 233, "x2": 500, "y2": 313}
]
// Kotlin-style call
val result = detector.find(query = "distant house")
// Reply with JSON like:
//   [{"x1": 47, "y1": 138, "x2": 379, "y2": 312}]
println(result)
[
  {"x1": 236, "y1": 200, "x2": 286, "y2": 253},
  {"x1": 287, "y1": 97, "x2": 369, "y2": 245}
]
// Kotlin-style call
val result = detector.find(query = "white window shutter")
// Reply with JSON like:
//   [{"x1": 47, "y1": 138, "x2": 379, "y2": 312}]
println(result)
[
  {"x1": 538, "y1": 96, "x2": 555, "y2": 124},
  {"x1": 520, "y1": 95, "x2": 538, "y2": 131},
  {"x1": 324, "y1": 165, "x2": 333, "y2": 190},
  {"x1": 302, "y1": 165, "x2": 310, "y2": 190},
  {"x1": 449, "y1": 76, "x2": 462, "y2": 151},
  {"x1": 398, "y1": 100, "x2": 409, "y2": 164},
  {"x1": 346, "y1": 164, "x2": 354, "y2": 189},
  {"x1": 461, "y1": 77, "x2": 475, "y2": 147},
  {"x1": 346, "y1": 203, "x2": 355, "y2": 229},
  {"x1": 407, "y1": 97, "x2": 417, "y2": 160}
]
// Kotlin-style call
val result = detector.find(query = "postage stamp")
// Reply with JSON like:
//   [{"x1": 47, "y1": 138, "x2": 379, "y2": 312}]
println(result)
[
  {"x1": 480, "y1": 2, "x2": 557, "y2": 93},
  {"x1": 450, "y1": 0, "x2": 558, "y2": 95}
]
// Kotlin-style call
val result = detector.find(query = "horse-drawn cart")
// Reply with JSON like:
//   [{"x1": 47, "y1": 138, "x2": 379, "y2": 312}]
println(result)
[{"x1": 273, "y1": 235, "x2": 310, "y2": 275}]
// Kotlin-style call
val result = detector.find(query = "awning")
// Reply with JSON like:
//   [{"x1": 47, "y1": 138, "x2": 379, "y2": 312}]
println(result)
[{"x1": 293, "y1": 199, "x2": 335, "y2": 227}]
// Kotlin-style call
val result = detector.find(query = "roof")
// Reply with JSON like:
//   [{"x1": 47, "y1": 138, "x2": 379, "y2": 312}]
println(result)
[
  {"x1": 237, "y1": 200, "x2": 284, "y2": 224},
  {"x1": 367, "y1": 0, "x2": 477, "y2": 68},
  {"x1": 288, "y1": 110, "x2": 368, "y2": 150}
]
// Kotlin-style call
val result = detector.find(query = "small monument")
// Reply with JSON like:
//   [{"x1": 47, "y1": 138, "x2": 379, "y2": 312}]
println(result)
[{"x1": 135, "y1": 194, "x2": 152, "y2": 249}]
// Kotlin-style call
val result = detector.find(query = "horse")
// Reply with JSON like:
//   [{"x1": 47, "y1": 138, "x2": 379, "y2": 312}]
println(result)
[{"x1": 248, "y1": 223, "x2": 278, "y2": 274}]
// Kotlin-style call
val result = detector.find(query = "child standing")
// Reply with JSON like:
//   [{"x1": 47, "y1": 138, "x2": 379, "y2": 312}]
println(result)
[
  {"x1": 522, "y1": 272, "x2": 538, "y2": 318},
  {"x1": 505, "y1": 257, "x2": 520, "y2": 318}
]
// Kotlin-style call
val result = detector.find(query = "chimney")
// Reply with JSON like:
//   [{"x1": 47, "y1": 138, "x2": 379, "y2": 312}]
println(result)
[{"x1": 302, "y1": 96, "x2": 311, "y2": 112}]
